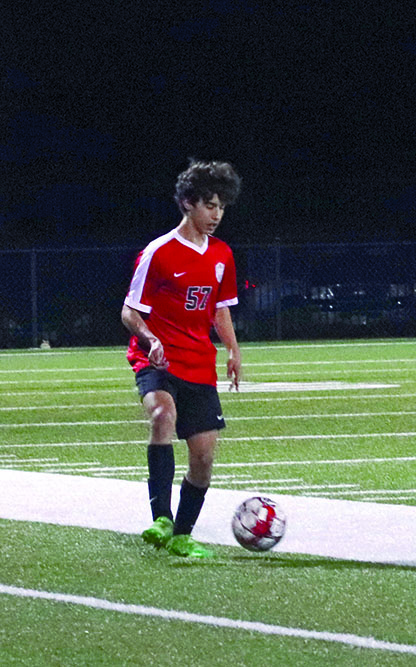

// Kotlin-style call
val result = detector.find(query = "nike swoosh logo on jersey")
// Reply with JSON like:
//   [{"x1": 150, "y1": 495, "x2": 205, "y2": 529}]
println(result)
[{"x1": 174, "y1": 272, "x2": 186, "y2": 277}]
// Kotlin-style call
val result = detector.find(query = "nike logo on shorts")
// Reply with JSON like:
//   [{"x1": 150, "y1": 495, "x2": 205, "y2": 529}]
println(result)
[{"x1": 174, "y1": 271, "x2": 186, "y2": 277}]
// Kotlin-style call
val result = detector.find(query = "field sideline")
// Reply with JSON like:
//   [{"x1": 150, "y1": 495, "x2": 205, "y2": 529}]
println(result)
[
  {"x1": 1, "y1": 470, "x2": 415, "y2": 567},
  {"x1": 1, "y1": 338, "x2": 416, "y2": 665}
]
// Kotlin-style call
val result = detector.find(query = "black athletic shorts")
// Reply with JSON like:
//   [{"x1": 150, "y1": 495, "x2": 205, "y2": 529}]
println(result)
[{"x1": 135, "y1": 367, "x2": 226, "y2": 440}]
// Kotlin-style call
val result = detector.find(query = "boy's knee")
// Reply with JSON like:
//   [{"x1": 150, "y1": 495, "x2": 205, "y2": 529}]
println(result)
[
  {"x1": 188, "y1": 451, "x2": 214, "y2": 487},
  {"x1": 151, "y1": 403, "x2": 175, "y2": 425}
]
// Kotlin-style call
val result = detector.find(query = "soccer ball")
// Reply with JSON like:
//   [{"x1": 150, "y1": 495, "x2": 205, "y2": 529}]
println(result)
[{"x1": 231, "y1": 496, "x2": 286, "y2": 552}]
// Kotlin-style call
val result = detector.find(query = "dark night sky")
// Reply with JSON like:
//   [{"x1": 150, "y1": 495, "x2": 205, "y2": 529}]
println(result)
[{"x1": 0, "y1": 0, "x2": 415, "y2": 249}]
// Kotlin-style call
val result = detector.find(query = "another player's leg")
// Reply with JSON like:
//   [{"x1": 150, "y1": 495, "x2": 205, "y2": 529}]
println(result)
[
  {"x1": 141, "y1": 389, "x2": 176, "y2": 547},
  {"x1": 166, "y1": 430, "x2": 217, "y2": 558}
]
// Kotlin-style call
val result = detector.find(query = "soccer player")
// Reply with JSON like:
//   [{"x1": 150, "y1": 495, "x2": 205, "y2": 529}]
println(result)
[{"x1": 121, "y1": 160, "x2": 242, "y2": 558}]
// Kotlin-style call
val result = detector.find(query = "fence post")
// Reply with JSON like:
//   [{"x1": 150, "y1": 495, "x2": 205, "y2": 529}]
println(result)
[
  {"x1": 31, "y1": 249, "x2": 38, "y2": 347},
  {"x1": 275, "y1": 239, "x2": 282, "y2": 340}
]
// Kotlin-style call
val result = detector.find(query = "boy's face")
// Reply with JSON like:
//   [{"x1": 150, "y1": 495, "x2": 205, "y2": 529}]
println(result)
[{"x1": 185, "y1": 193, "x2": 225, "y2": 236}]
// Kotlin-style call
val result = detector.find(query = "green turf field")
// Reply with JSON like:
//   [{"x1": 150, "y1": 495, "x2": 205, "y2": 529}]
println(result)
[{"x1": 0, "y1": 339, "x2": 416, "y2": 665}]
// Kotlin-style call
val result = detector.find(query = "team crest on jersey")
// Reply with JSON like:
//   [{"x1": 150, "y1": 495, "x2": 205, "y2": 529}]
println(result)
[{"x1": 215, "y1": 262, "x2": 225, "y2": 283}]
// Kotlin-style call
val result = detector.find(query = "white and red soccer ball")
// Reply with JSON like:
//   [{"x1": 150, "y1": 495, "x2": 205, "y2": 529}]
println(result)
[{"x1": 232, "y1": 496, "x2": 286, "y2": 552}]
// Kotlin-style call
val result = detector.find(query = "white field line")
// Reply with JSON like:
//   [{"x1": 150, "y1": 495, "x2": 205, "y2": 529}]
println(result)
[
  {"x1": 1, "y1": 393, "x2": 405, "y2": 406},
  {"x1": 34, "y1": 465, "x2": 147, "y2": 473},
  {"x1": 4, "y1": 433, "x2": 416, "y2": 450},
  {"x1": 0, "y1": 378, "x2": 129, "y2": 386},
  {"x1": 0, "y1": 383, "x2": 404, "y2": 398},
  {"x1": 0, "y1": 457, "x2": 411, "y2": 503},
  {"x1": 2, "y1": 462, "x2": 409, "y2": 500},
  {"x1": 0, "y1": 369, "x2": 410, "y2": 386},
  {"x1": 91, "y1": 472, "x2": 151, "y2": 477},
  {"x1": 362, "y1": 495, "x2": 416, "y2": 501},
  {"x1": 0, "y1": 400, "x2": 405, "y2": 412},
  {"x1": 0, "y1": 456, "x2": 407, "y2": 498},
  {"x1": 0, "y1": 339, "x2": 414, "y2": 359},
  {"x1": 0, "y1": 440, "x2": 151, "y2": 449},
  {"x1": 211, "y1": 482, "x2": 360, "y2": 491},
  {"x1": 222, "y1": 392, "x2": 410, "y2": 402},
  {"x1": 100, "y1": 456, "x2": 416, "y2": 470},
  {"x1": 3, "y1": 469, "x2": 416, "y2": 563},
  {"x1": 0, "y1": 464, "x2": 149, "y2": 474},
  {"x1": 0, "y1": 461, "x2": 101, "y2": 470},
  {"x1": 5, "y1": 465, "x2": 266, "y2": 477},
  {"x1": 0, "y1": 584, "x2": 414, "y2": 656},
  {"x1": 314, "y1": 495, "x2": 416, "y2": 501},
  {"x1": 3, "y1": 387, "x2": 416, "y2": 410},
  {"x1": 222, "y1": 433, "x2": 416, "y2": 442},
  {"x1": 242, "y1": 359, "x2": 416, "y2": 366},
  {"x1": 309, "y1": 488, "x2": 416, "y2": 497},
  {"x1": 29, "y1": 472, "x2": 309, "y2": 483},
  {"x1": 0, "y1": 371, "x2": 411, "y2": 385},
  {"x1": 3, "y1": 454, "x2": 416, "y2": 470},
  {"x1": 240, "y1": 488, "x2": 416, "y2": 501},
  {"x1": 0, "y1": 420, "x2": 146, "y2": 428},
  {"x1": 1, "y1": 358, "x2": 416, "y2": 374},
  {"x1": 242, "y1": 369, "x2": 415, "y2": 377},
  {"x1": 63, "y1": 475, "x2": 416, "y2": 499},
  {"x1": 3, "y1": 410, "x2": 416, "y2": 428},
  {"x1": 2, "y1": 393, "x2": 413, "y2": 407},
  {"x1": 2, "y1": 389, "x2": 137, "y2": 396},
  {"x1": 307, "y1": 490, "x2": 416, "y2": 497},
  {"x1": 212, "y1": 479, "x2": 348, "y2": 486},
  {"x1": 0, "y1": 465, "x2": 367, "y2": 494},
  {"x1": 0, "y1": 358, "x2": 416, "y2": 382},
  {"x1": 1, "y1": 456, "x2": 415, "y2": 501},
  {"x1": 212, "y1": 473, "x2": 269, "y2": 479},
  {"x1": 0, "y1": 403, "x2": 139, "y2": 411},
  {"x1": 226, "y1": 411, "x2": 416, "y2": 420},
  {"x1": 233, "y1": 341, "x2": 416, "y2": 350},
  {"x1": 27, "y1": 465, "x2": 188, "y2": 476},
  {"x1": 0, "y1": 367, "x2": 126, "y2": 374},
  {"x1": 0, "y1": 421, "x2": 146, "y2": 429},
  {"x1": 0, "y1": 458, "x2": 58, "y2": 464}
]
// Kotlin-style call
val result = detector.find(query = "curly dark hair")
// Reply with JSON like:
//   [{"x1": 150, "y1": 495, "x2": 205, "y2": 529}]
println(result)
[{"x1": 174, "y1": 159, "x2": 242, "y2": 213}]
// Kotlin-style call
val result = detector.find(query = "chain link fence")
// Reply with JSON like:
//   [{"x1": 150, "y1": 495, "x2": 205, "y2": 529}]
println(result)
[
  {"x1": 236, "y1": 242, "x2": 416, "y2": 340},
  {"x1": 1, "y1": 242, "x2": 416, "y2": 348}
]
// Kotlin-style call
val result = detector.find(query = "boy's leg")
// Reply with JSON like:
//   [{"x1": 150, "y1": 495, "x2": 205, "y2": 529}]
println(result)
[
  {"x1": 141, "y1": 389, "x2": 177, "y2": 546},
  {"x1": 143, "y1": 389, "x2": 177, "y2": 520},
  {"x1": 173, "y1": 430, "x2": 217, "y2": 536},
  {"x1": 146, "y1": 443, "x2": 175, "y2": 521},
  {"x1": 166, "y1": 430, "x2": 218, "y2": 557}
]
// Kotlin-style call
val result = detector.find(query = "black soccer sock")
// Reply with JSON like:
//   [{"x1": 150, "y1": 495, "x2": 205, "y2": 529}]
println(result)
[
  {"x1": 173, "y1": 477, "x2": 208, "y2": 536},
  {"x1": 147, "y1": 444, "x2": 175, "y2": 521}
]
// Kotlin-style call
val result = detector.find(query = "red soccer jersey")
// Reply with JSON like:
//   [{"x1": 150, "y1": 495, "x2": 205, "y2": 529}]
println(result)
[{"x1": 124, "y1": 229, "x2": 238, "y2": 385}]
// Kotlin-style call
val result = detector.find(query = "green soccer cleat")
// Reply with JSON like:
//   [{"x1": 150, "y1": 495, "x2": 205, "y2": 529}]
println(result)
[
  {"x1": 141, "y1": 516, "x2": 174, "y2": 548},
  {"x1": 165, "y1": 534, "x2": 216, "y2": 559}
]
